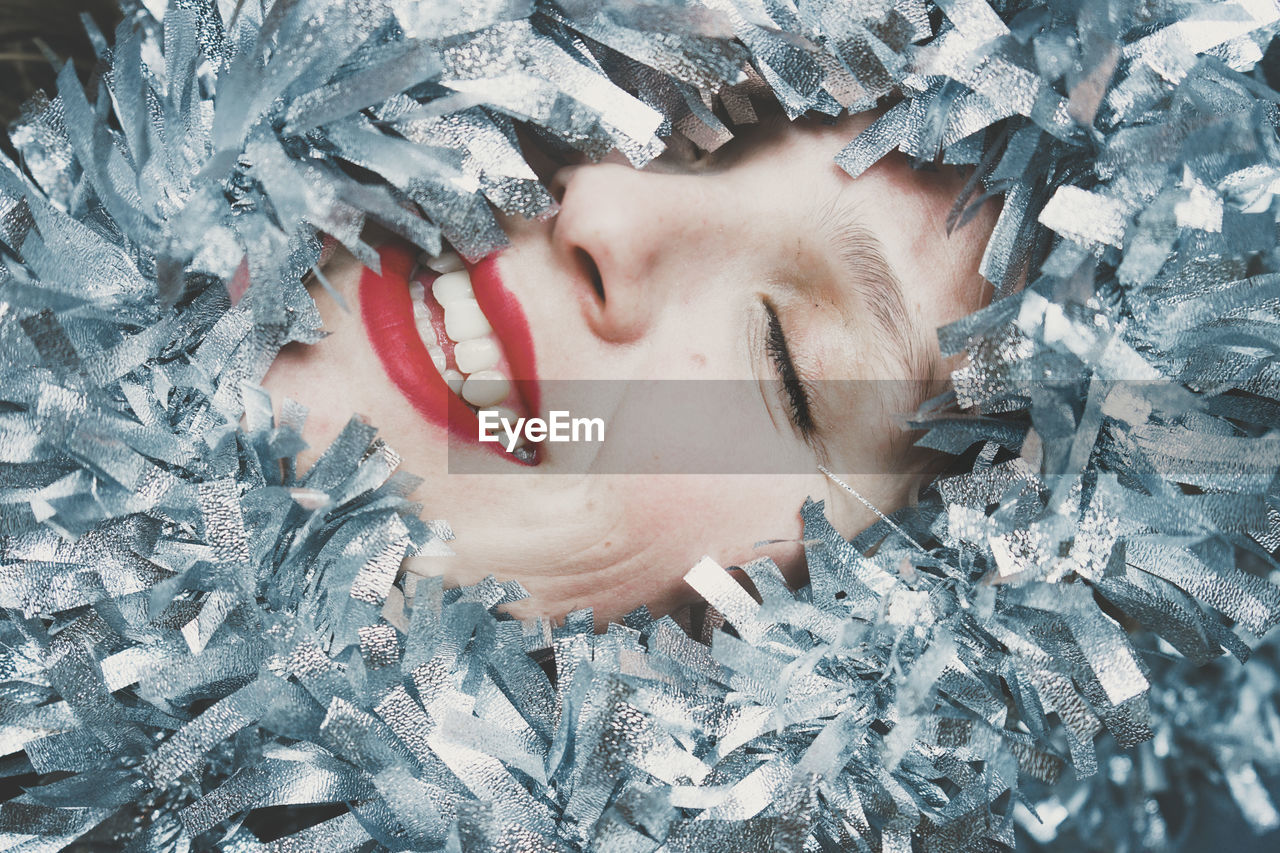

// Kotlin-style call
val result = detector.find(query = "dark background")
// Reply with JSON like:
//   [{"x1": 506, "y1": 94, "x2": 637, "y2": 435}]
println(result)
[{"x1": 0, "y1": 0, "x2": 120, "y2": 125}]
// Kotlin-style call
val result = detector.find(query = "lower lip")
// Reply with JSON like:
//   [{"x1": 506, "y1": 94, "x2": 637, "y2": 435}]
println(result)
[{"x1": 358, "y1": 242, "x2": 540, "y2": 462}]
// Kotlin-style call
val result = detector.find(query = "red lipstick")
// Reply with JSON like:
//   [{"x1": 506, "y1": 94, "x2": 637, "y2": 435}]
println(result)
[{"x1": 358, "y1": 241, "x2": 540, "y2": 462}]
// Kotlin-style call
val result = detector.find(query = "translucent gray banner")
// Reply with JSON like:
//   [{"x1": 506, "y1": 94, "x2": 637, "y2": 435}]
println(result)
[{"x1": 447, "y1": 379, "x2": 961, "y2": 475}]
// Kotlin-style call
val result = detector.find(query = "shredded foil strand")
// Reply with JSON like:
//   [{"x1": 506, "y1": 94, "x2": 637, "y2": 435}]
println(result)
[{"x1": 2, "y1": 0, "x2": 1280, "y2": 850}]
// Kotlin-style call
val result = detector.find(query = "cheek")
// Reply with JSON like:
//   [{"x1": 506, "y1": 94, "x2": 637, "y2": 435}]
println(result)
[
  {"x1": 434, "y1": 474, "x2": 815, "y2": 625},
  {"x1": 641, "y1": 303, "x2": 749, "y2": 379},
  {"x1": 616, "y1": 474, "x2": 813, "y2": 562}
]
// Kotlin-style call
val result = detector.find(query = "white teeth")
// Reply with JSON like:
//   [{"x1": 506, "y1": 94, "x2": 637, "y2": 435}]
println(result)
[
  {"x1": 490, "y1": 405, "x2": 521, "y2": 425},
  {"x1": 454, "y1": 336, "x2": 500, "y2": 373},
  {"x1": 413, "y1": 299, "x2": 433, "y2": 334},
  {"x1": 407, "y1": 265, "x2": 519, "y2": 421},
  {"x1": 461, "y1": 370, "x2": 509, "y2": 407},
  {"x1": 432, "y1": 271, "x2": 473, "y2": 306},
  {"x1": 416, "y1": 320, "x2": 438, "y2": 357},
  {"x1": 422, "y1": 250, "x2": 465, "y2": 274},
  {"x1": 444, "y1": 298, "x2": 492, "y2": 342},
  {"x1": 410, "y1": 281, "x2": 433, "y2": 326},
  {"x1": 483, "y1": 406, "x2": 527, "y2": 449},
  {"x1": 408, "y1": 279, "x2": 451, "y2": 374}
]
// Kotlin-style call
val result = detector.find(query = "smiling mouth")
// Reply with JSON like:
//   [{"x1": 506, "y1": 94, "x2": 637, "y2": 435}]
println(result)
[{"x1": 359, "y1": 241, "x2": 542, "y2": 464}]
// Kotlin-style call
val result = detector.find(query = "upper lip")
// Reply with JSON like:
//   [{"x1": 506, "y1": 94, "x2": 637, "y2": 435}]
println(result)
[
  {"x1": 358, "y1": 239, "x2": 540, "y2": 463},
  {"x1": 466, "y1": 249, "x2": 542, "y2": 418}
]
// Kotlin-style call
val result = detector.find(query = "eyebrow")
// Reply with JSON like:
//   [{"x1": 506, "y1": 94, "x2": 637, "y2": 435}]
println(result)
[{"x1": 813, "y1": 194, "x2": 936, "y2": 418}]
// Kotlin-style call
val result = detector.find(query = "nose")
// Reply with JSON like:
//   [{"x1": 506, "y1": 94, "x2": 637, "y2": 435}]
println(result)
[{"x1": 550, "y1": 161, "x2": 721, "y2": 344}]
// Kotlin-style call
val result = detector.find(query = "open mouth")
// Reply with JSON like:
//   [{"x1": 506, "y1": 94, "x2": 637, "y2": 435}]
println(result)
[{"x1": 359, "y1": 241, "x2": 541, "y2": 465}]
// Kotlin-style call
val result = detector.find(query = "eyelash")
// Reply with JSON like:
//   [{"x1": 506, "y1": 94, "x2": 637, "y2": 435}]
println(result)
[{"x1": 763, "y1": 298, "x2": 816, "y2": 442}]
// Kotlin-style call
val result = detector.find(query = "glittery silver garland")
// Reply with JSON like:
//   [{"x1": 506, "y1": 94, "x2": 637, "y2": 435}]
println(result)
[{"x1": 1, "y1": 0, "x2": 1280, "y2": 850}]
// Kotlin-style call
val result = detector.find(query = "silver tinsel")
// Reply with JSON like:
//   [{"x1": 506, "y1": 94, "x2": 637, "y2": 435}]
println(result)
[{"x1": 1, "y1": 0, "x2": 1280, "y2": 849}]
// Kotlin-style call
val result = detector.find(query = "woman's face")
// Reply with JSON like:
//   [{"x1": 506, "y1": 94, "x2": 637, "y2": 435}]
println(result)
[{"x1": 264, "y1": 111, "x2": 996, "y2": 626}]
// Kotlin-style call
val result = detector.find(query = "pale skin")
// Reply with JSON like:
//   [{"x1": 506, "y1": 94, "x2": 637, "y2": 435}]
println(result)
[{"x1": 264, "y1": 110, "x2": 998, "y2": 628}]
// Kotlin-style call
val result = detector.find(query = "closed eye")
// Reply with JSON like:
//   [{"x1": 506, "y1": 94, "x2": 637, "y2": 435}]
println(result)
[{"x1": 763, "y1": 298, "x2": 816, "y2": 443}]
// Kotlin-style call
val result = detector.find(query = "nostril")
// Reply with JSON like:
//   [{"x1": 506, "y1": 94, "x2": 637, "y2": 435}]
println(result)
[{"x1": 576, "y1": 248, "x2": 605, "y2": 304}]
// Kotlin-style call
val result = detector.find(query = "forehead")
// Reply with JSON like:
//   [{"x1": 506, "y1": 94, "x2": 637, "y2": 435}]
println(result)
[
  {"x1": 736, "y1": 113, "x2": 988, "y2": 243},
  {"x1": 735, "y1": 113, "x2": 996, "y2": 335}
]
